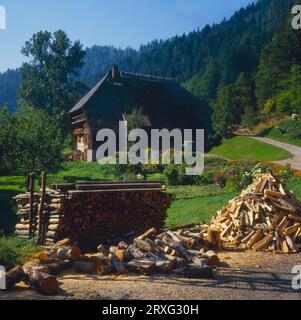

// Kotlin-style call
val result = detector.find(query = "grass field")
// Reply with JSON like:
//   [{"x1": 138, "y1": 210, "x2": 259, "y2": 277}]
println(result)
[
  {"x1": 166, "y1": 189, "x2": 237, "y2": 228},
  {"x1": 209, "y1": 136, "x2": 292, "y2": 161}
]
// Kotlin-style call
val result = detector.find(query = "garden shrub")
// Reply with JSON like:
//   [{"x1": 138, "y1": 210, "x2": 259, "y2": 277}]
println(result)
[
  {"x1": 147, "y1": 173, "x2": 166, "y2": 182},
  {"x1": 164, "y1": 165, "x2": 179, "y2": 185},
  {"x1": 0, "y1": 236, "x2": 40, "y2": 270}
]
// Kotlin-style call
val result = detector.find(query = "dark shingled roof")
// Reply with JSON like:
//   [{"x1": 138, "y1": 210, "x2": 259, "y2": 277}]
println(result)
[{"x1": 69, "y1": 66, "x2": 213, "y2": 134}]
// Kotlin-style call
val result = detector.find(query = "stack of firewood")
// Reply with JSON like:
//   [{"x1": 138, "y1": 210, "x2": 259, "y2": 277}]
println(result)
[
  {"x1": 14, "y1": 182, "x2": 172, "y2": 247},
  {"x1": 205, "y1": 172, "x2": 301, "y2": 253},
  {"x1": 57, "y1": 191, "x2": 172, "y2": 248},
  {"x1": 4, "y1": 228, "x2": 219, "y2": 295},
  {"x1": 14, "y1": 189, "x2": 62, "y2": 241}
]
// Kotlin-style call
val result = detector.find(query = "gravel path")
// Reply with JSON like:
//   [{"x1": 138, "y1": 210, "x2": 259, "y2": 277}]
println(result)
[
  {"x1": 251, "y1": 136, "x2": 301, "y2": 170},
  {"x1": 2, "y1": 251, "x2": 301, "y2": 300}
]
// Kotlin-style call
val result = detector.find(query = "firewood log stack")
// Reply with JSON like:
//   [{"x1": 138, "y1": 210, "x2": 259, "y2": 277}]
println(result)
[
  {"x1": 4, "y1": 227, "x2": 219, "y2": 294},
  {"x1": 14, "y1": 182, "x2": 172, "y2": 248},
  {"x1": 14, "y1": 189, "x2": 63, "y2": 242},
  {"x1": 57, "y1": 191, "x2": 172, "y2": 248},
  {"x1": 204, "y1": 172, "x2": 301, "y2": 253}
]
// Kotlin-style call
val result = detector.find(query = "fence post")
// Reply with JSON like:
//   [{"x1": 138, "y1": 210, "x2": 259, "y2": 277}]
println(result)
[
  {"x1": 28, "y1": 172, "x2": 35, "y2": 238},
  {"x1": 38, "y1": 171, "x2": 47, "y2": 245}
]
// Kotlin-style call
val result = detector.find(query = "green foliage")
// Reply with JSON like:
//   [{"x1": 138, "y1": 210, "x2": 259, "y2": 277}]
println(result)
[
  {"x1": 276, "y1": 92, "x2": 293, "y2": 114},
  {"x1": 287, "y1": 177, "x2": 301, "y2": 200},
  {"x1": 213, "y1": 73, "x2": 256, "y2": 135},
  {"x1": 263, "y1": 98, "x2": 276, "y2": 114},
  {"x1": 185, "y1": 62, "x2": 220, "y2": 103},
  {"x1": 0, "y1": 236, "x2": 40, "y2": 270},
  {"x1": 225, "y1": 173, "x2": 253, "y2": 192},
  {"x1": 166, "y1": 192, "x2": 238, "y2": 228},
  {"x1": 195, "y1": 170, "x2": 219, "y2": 185},
  {"x1": 147, "y1": 173, "x2": 166, "y2": 182},
  {"x1": 0, "y1": 70, "x2": 20, "y2": 113},
  {"x1": 0, "y1": 107, "x2": 64, "y2": 174},
  {"x1": 19, "y1": 30, "x2": 86, "y2": 123},
  {"x1": 0, "y1": 0, "x2": 293, "y2": 125},
  {"x1": 212, "y1": 84, "x2": 238, "y2": 136},
  {"x1": 163, "y1": 165, "x2": 179, "y2": 186},
  {"x1": 255, "y1": 10, "x2": 301, "y2": 108},
  {"x1": 264, "y1": 119, "x2": 301, "y2": 147},
  {"x1": 127, "y1": 106, "x2": 145, "y2": 131}
]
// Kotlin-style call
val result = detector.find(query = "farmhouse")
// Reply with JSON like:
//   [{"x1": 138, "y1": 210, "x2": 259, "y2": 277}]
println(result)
[{"x1": 69, "y1": 65, "x2": 212, "y2": 162}]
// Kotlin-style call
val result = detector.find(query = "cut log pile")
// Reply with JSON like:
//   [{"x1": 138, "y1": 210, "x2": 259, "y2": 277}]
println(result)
[
  {"x1": 14, "y1": 189, "x2": 63, "y2": 243},
  {"x1": 205, "y1": 172, "x2": 301, "y2": 253},
  {"x1": 14, "y1": 182, "x2": 172, "y2": 248},
  {"x1": 4, "y1": 228, "x2": 219, "y2": 295}
]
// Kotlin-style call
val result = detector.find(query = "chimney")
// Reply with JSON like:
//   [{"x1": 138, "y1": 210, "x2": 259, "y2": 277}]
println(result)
[{"x1": 111, "y1": 65, "x2": 119, "y2": 80}]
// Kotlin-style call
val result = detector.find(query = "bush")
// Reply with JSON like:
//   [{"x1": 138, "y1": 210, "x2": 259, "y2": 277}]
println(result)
[
  {"x1": 276, "y1": 92, "x2": 293, "y2": 114},
  {"x1": 226, "y1": 173, "x2": 253, "y2": 192},
  {"x1": 0, "y1": 236, "x2": 40, "y2": 270},
  {"x1": 204, "y1": 156, "x2": 228, "y2": 167},
  {"x1": 195, "y1": 170, "x2": 220, "y2": 185},
  {"x1": 164, "y1": 165, "x2": 179, "y2": 186},
  {"x1": 213, "y1": 172, "x2": 227, "y2": 188},
  {"x1": 147, "y1": 173, "x2": 166, "y2": 182},
  {"x1": 278, "y1": 120, "x2": 301, "y2": 138}
]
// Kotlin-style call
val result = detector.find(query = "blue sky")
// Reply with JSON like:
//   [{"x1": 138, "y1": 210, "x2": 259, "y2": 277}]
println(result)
[{"x1": 0, "y1": 0, "x2": 254, "y2": 72}]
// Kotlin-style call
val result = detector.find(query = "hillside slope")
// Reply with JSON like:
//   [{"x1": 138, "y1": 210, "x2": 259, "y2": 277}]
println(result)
[{"x1": 0, "y1": 0, "x2": 293, "y2": 112}]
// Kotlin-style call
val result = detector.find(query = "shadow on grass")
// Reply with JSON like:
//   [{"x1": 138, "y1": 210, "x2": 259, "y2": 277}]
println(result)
[{"x1": 0, "y1": 189, "x2": 19, "y2": 235}]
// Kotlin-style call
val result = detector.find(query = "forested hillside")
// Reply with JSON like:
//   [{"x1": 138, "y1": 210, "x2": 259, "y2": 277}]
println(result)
[
  {"x1": 0, "y1": 69, "x2": 20, "y2": 113},
  {"x1": 0, "y1": 0, "x2": 296, "y2": 135}
]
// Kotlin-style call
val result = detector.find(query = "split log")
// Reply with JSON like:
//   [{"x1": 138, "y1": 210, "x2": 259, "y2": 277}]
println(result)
[
  {"x1": 202, "y1": 250, "x2": 220, "y2": 267},
  {"x1": 86, "y1": 254, "x2": 108, "y2": 268},
  {"x1": 134, "y1": 239, "x2": 155, "y2": 253},
  {"x1": 134, "y1": 227, "x2": 157, "y2": 241},
  {"x1": 252, "y1": 235, "x2": 273, "y2": 251},
  {"x1": 24, "y1": 269, "x2": 59, "y2": 295},
  {"x1": 207, "y1": 227, "x2": 222, "y2": 249},
  {"x1": 56, "y1": 246, "x2": 80, "y2": 261},
  {"x1": 155, "y1": 260, "x2": 174, "y2": 274},
  {"x1": 124, "y1": 260, "x2": 156, "y2": 276},
  {"x1": 97, "y1": 265, "x2": 114, "y2": 276},
  {"x1": 42, "y1": 260, "x2": 73, "y2": 275},
  {"x1": 5, "y1": 266, "x2": 26, "y2": 290},
  {"x1": 117, "y1": 241, "x2": 129, "y2": 250},
  {"x1": 126, "y1": 244, "x2": 144, "y2": 260},
  {"x1": 115, "y1": 249, "x2": 131, "y2": 262},
  {"x1": 97, "y1": 244, "x2": 108, "y2": 256},
  {"x1": 170, "y1": 244, "x2": 192, "y2": 262},
  {"x1": 73, "y1": 261, "x2": 95, "y2": 274},
  {"x1": 108, "y1": 253, "x2": 127, "y2": 274}
]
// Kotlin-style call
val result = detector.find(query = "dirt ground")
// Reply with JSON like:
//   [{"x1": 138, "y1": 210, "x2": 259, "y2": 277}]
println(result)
[{"x1": 1, "y1": 250, "x2": 301, "y2": 300}]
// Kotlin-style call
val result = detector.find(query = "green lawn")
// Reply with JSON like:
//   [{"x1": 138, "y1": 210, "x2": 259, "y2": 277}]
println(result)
[
  {"x1": 166, "y1": 177, "x2": 301, "y2": 228},
  {"x1": 166, "y1": 191, "x2": 237, "y2": 228},
  {"x1": 166, "y1": 184, "x2": 238, "y2": 228},
  {"x1": 287, "y1": 177, "x2": 301, "y2": 200},
  {"x1": 209, "y1": 136, "x2": 291, "y2": 161},
  {"x1": 47, "y1": 162, "x2": 117, "y2": 185}
]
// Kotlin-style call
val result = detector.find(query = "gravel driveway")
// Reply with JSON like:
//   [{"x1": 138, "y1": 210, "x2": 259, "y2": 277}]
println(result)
[
  {"x1": 251, "y1": 137, "x2": 301, "y2": 170},
  {"x1": 2, "y1": 251, "x2": 301, "y2": 300}
]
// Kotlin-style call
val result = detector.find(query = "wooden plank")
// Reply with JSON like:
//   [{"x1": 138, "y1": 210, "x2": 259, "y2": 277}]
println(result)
[{"x1": 38, "y1": 171, "x2": 47, "y2": 245}]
